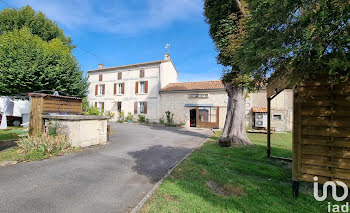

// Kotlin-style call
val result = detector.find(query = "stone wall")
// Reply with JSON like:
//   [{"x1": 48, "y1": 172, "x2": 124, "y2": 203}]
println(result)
[{"x1": 44, "y1": 115, "x2": 109, "y2": 147}]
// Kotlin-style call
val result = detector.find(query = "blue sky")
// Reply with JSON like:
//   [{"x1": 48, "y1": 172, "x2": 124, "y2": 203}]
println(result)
[{"x1": 1, "y1": 0, "x2": 223, "y2": 82}]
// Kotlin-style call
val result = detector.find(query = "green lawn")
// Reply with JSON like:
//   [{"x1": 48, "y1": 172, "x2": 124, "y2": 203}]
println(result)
[
  {"x1": 141, "y1": 132, "x2": 328, "y2": 213},
  {"x1": 0, "y1": 127, "x2": 27, "y2": 140}
]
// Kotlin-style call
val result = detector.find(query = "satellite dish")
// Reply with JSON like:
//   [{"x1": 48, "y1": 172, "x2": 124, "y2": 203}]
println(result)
[{"x1": 53, "y1": 91, "x2": 59, "y2": 96}]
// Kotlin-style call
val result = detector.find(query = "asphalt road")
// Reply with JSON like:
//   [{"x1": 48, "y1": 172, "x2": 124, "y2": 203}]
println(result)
[{"x1": 0, "y1": 123, "x2": 211, "y2": 213}]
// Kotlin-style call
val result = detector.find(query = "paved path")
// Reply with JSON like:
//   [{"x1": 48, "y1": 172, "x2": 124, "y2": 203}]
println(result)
[{"x1": 0, "y1": 123, "x2": 211, "y2": 213}]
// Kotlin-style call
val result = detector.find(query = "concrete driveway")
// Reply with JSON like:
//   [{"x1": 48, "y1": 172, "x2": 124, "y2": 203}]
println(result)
[{"x1": 0, "y1": 123, "x2": 211, "y2": 213}]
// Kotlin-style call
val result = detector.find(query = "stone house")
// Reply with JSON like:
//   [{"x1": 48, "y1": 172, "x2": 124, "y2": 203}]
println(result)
[
  {"x1": 87, "y1": 53, "x2": 177, "y2": 122},
  {"x1": 87, "y1": 54, "x2": 293, "y2": 131},
  {"x1": 159, "y1": 81, "x2": 293, "y2": 131}
]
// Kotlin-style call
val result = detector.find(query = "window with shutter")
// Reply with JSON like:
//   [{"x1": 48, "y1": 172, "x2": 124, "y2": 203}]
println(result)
[
  {"x1": 102, "y1": 84, "x2": 105, "y2": 95},
  {"x1": 118, "y1": 72, "x2": 122, "y2": 80},
  {"x1": 116, "y1": 83, "x2": 123, "y2": 94},
  {"x1": 134, "y1": 102, "x2": 138, "y2": 114},
  {"x1": 139, "y1": 82, "x2": 145, "y2": 93},
  {"x1": 114, "y1": 83, "x2": 116, "y2": 95},
  {"x1": 140, "y1": 69, "x2": 145, "y2": 78},
  {"x1": 144, "y1": 102, "x2": 148, "y2": 114},
  {"x1": 99, "y1": 74, "x2": 103, "y2": 81},
  {"x1": 145, "y1": 81, "x2": 148, "y2": 93},
  {"x1": 95, "y1": 85, "x2": 98, "y2": 96},
  {"x1": 122, "y1": 83, "x2": 125, "y2": 94},
  {"x1": 135, "y1": 81, "x2": 138, "y2": 94}
]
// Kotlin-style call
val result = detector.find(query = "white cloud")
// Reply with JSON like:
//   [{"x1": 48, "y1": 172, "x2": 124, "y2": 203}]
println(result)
[{"x1": 13, "y1": 0, "x2": 203, "y2": 34}]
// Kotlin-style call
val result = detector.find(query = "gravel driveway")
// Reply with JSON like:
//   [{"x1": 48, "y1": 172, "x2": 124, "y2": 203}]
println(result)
[{"x1": 0, "y1": 123, "x2": 212, "y2": 213}]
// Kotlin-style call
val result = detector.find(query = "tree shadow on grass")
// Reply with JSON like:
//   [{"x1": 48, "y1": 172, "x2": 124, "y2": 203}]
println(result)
[
  {"x1": 142, "y1": 143, "x2": 327, "y2": 213},
  {"x1": 128, "y1": 145, "x2": 192, "y2": 183}
]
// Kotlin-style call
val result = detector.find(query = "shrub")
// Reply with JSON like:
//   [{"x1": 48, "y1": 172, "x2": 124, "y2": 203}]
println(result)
[
  {"x1": 165, "y1": 110, "x2": 175, "y2": 124},
  {"x1": 84, "y1": 106, "x2": 102, "y2": 116},
  {"x1": 117, "y1": 111, "x2": 126, "y2": 123},
  {"x1": 138, "y1": 114, "x2": 147, "y2": 123},
  {"x1": 46, "y1": 120, "x2": 59, "y2": 136},
  {"x1": 17, "y1": 134, "x2": 70, "y2": 158},
  {"x1": 159, "y1": 117, "x2": 165, "y2": 124},
  {"x1": 105, "y1": 111, "x2": 115, "y2": 119},
  {"x1": 126, "y1": 112, "x2": 133, "y2": 121}
]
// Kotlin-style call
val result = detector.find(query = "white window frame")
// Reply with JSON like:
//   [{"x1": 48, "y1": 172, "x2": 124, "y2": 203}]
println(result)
[
  {"x1": 97, "y1": 102, "x2": 103, "y2": 111},
  {"x1": 139, "y1": 102, "x2": 145, "y2": 114},
  {"x1": 117, "y1": 83, "x2": 123, "y2": 94},
  {"x1": 139, "y1": 81, "x2": 145, "y2": 94},
  {"x1": 98, "y1": 85, "x2": 103, "y2": 96}
]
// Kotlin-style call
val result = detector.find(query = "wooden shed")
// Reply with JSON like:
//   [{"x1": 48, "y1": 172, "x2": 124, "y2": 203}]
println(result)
[
  {"x1": 266, "y1": 76, "x2": 350, "y2": 196},
  {"x1": 28, "y1": 93, "x2": 82, "y2": 136}
]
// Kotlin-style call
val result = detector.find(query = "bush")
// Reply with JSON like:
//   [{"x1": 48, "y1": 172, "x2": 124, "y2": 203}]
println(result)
[
  {"x1": 138, "y1": 115, "x2": 147, "y2": 123},
  {"x1": 17, "y1": 134, "x2": 70, "y2": 159},
  {"x1": 165, "y1": 111, "x2": 175, "y2": 124},
  {"x1": 84, "y1": 106, "x2": 102, "y2": 116},
  {"x1": 159, "y1": 117, "x2": 165, "y2": 124},
  {"x1": 126, "y1": 112, "x2": 133, "y2": 121},
  {"x1": 46, "y1": 120, "x2": 59, "y2": 136},
  {"x1": 105, "y1": 111, "x2": 115, "y2": 119},
  {"x1": 117, "y1": 111, "x2": 126, "y2": 123}
]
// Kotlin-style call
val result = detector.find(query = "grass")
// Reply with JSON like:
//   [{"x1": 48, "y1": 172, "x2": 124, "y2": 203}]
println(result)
[
  {"x1": 0, "y1": 130, "x2": 81, "y2": 163},
  {"x1": 0, "y1": 127, "x2": 27, "y2": 140},
  {"x1": 141, "y1": 132, "x2": 329, "y2": 213}
]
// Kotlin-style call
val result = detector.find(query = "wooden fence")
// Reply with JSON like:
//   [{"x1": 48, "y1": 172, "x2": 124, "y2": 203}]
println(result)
[
  {"x1": 28, "y1": 93, "x2": 82, "y2": 136},
  {"x1": 292, "y1": 78, "x2": 350, "y2": 186}
]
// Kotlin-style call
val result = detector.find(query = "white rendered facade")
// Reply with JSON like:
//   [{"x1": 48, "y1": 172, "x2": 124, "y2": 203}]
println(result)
[{"x1": 87, "y1": 56, "x2": 178, "y2": 122}]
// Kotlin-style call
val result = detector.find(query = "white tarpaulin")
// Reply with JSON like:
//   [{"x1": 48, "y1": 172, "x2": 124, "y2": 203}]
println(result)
[{"x1": 0, "y1": 97, "x2": 11, "y2": 129}]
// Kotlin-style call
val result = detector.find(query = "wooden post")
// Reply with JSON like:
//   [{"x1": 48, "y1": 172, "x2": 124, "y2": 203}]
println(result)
[
  {"x1": 267, "y1": 98, "x2": 271, "y2": 158},
  {"x1": 29, "y1": 97, "x2": 43, "y2": 136}
]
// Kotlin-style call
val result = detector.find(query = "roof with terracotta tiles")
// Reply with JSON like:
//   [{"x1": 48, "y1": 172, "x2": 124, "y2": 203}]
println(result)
[
  {"x1": 252, "y1": 106, "x2": 267, "y2": 113},
  {"x1": 160, "y1": 80, "x2": 225, "y2": 92}
]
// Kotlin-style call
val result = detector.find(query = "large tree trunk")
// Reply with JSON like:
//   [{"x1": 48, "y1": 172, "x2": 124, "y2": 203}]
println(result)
[{"x1": 219, "y1": 84, "x2": 251, "y2": 146}]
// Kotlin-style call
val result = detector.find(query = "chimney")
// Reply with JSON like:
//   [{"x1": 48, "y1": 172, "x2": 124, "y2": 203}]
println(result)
[
  {"x1": 98, "y1": 64, "x2": 105, "y2": 69},
  {"x1": 164, "y1": 53, "x2": 170, "y2": 60}
]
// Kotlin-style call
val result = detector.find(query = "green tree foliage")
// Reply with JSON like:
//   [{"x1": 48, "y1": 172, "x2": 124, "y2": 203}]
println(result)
[
  {"x1": 0, "y1": 5, "x2": 72, "y2": 47},
  {"x1": 0, "y1": 28, "x2": 87, "y2": 97},
  {"x1": 205, "y1": 0, "x2": 349, "y2": 86},
  {"x1": 0, "y1": 6, "x2": 87, "y2": 97},
  {"x1": 239, "y1": 0, "x2": 349, "y2": 83}
]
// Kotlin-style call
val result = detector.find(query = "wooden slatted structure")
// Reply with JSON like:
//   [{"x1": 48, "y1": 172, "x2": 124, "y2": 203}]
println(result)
[
  {"x1": 28, "y1": 93, "x2": 82, "y2": 136},
  {"x1": 267, "y1": 76, "x2": 350, "y2": 196}
]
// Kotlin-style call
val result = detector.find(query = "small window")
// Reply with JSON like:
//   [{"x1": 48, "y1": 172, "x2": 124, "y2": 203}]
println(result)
[
  {"x1": 98, "y1": 85, "x2": 103, "y2": 95},
  {"x1": 139, "y1": 82, "x2": 145, "y2": 93},
  {"x1": 140, "y1": 69, "x2": 145, "y2": 78},
  {"x1": 117, "y1": 102, "x2": 122, "y2": 112},
  {"x1": 273, "y1": 114, "x2": 282, "y2": 120},
  {"x1": 117, "y1": 83, "x2": 123, "y2": 94},
  {"x1": 118, "y1": 72, "x2": 122, "y2": 80},
  {"x1": 139, "y1": 102, "x2": 145, "y2": 114},
  {"x1": 99, "y1": 74, "x2": 103, "y2": 81},
  {"x1": 97, "y1": 102, "x2": 103, "y2": 111}
]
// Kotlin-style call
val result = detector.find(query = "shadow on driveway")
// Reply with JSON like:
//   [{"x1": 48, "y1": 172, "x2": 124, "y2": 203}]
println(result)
[
  {"x1": 128, "y1": 145, "x2": 192, "y2": 183},
  {"x1": 148, "y1": 125, "x2": 211, "y2": 139}
]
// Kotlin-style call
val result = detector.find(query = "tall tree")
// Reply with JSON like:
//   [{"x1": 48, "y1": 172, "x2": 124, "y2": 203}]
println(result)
[
  {"x1": 0, "y1": 28, "x2": 87, "y2": 97},
  {"x1": 0, "y1": 6, "x2": 87, "y2": 97},
  {"x1": 204, "y1": 0, "x2": 252, "y2": 146},
  {"x1": 238, "y1": 0, "x2": 349, "y2": 83},
  {"x1": 0, "y1": 5, "x2": 72, "y2": 47}
]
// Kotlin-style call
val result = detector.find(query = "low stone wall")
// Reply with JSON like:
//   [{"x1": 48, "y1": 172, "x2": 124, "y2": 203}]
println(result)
[{"x1": 43, "y1": 115, "x2": 109, "y2": 147}]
